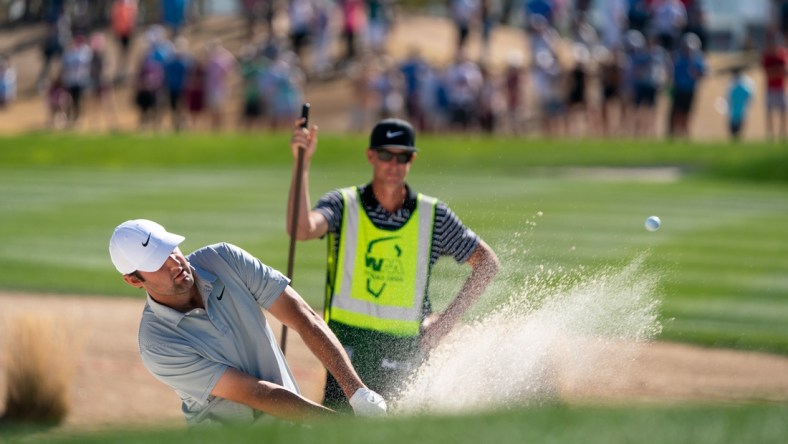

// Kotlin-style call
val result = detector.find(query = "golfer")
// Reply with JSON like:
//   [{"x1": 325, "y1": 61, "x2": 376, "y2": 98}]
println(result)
[
  {"x1": 109, "y1": 219, "x2": 386, "y2": 425},
  {"x1": 287, "y1": 118, "x2": 500, "y2": 407}
]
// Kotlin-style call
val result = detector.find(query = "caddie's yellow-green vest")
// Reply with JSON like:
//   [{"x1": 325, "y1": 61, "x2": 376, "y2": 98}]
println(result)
[{"x1": 325, "y1": 186, "x2": 437, "y2": 336}]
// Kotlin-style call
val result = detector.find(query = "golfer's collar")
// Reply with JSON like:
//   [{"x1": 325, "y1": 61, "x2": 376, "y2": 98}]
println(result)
[
  {"x1": 146, "y1": 294, "x2": 186, "y2": 327},
  {"x1": 361, "y1": 183, "x2": 417, "y2": 213},
  {"x1": 192, "y1": 264, "x2": 217, "y2": 295},
  {"x1": 145, "y1": 266, "x2": 217, "y2": 327}
]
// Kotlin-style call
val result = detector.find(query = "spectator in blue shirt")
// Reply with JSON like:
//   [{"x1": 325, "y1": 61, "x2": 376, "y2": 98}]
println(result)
[
  {"x1": 0, "y1": 53, "x2": 16, "y2": 109},
  {"x1": 524, "y1": 0, "x2": 554, "y2": 27},
  {"x1": 668, "y1": 32, "x2": 706, "y2": 138},
  {"x1": 162, "y1": 0, "x2": 189, "y2": 36},
  {"x1": 726, "y1": 67, "x2": 754, "y2": 141},
  {"x1": 164, "y1": 36, "x2": 192, "y2": 131}
]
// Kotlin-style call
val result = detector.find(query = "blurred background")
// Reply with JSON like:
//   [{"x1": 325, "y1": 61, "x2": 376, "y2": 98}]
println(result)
[{"x1": 0, "y1": 0, "x2": 786, "y2": 140}]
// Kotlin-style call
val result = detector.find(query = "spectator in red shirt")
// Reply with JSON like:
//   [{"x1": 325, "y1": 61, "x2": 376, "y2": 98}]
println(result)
[
  {"x1": 111, "y1": 0, "x2": 138, "y2": 84},
  {"x1": 761, "y1": 30, "x2": 787, "y2": 140}
]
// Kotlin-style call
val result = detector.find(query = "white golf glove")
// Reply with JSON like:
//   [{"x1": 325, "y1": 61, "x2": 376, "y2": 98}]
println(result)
[{"x1": 349, "y1": 387, "x2": 388, "y2": 417}]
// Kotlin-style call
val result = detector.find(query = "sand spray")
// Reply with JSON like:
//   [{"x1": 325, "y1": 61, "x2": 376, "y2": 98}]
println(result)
[{"x1": 393, "y1": 254, "x2": 663, "y2": 415}]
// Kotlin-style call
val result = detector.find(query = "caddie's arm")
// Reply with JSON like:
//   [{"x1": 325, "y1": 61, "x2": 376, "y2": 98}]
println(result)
[
  {"x1": 211, "y1": 366, "x2": 335, "y2": 421},
  {"x1": 420, "y1": 239, "x2": 500, "y2": 351},
  {"x1": 287, "y1": 118, "x2": 329, "y2": 241}
]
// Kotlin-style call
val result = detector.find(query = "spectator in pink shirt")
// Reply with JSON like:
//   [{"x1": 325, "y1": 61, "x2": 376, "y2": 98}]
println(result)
[
  {"x1": 204, "y1": 39, "x2": 237, "y2": 131},
  {"x1": 340, "y1": 0, "x2": 366, "y2": 67}
]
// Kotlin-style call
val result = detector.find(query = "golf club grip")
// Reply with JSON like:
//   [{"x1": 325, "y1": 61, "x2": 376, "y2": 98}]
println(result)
[{"x1": 300, "y1": 103, "x2": 310, "y2": 128}]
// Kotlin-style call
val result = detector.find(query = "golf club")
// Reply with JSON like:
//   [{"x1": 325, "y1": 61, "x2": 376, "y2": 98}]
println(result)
[{"x1": 281, "y1": 102, "x2": 310, "y2": 354}]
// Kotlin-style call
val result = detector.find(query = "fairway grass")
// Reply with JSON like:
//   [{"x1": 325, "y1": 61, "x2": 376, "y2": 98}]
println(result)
[
  {"x1": 4, "y1": 403, "x2": 788, "y2": 444},
  {"x1": 1, "y1": 133, "x2": 787, "y2": 357}
]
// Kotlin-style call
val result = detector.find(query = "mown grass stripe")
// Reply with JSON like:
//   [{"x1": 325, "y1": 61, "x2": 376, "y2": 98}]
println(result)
[{"x1": 1, "y1": 134, "x2": 787, "y2": 355}]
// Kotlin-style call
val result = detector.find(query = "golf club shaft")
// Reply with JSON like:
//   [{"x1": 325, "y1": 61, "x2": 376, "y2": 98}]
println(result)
[{"x1": 281, "y1": 103, "x2": 310, "y2": 354}]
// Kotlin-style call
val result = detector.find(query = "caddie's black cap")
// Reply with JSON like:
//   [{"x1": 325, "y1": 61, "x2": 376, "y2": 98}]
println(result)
[{"x1": 369, "y1": 118, "x2": 418, "y2": 152}]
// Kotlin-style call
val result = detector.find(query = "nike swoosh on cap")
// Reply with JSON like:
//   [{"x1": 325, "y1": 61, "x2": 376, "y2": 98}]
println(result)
[
  {"x1": 142, "y1": 233, "x2": 151, "y2": 247},
  {"x1": 386, "y1": 130, "x2": 404, "y2": 138}
]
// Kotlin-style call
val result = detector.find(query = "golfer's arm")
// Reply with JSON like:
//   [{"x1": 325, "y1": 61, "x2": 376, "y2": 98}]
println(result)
[
  {"x1": 286, "y1": 161, "x2": 329, "y2": 240},
  {"x1": 211, "y1": 367, "x2": 335, "y2": 421},
  {"x1": 438, "y1": 240, "x2": 500, "y2": 331},
  {"x1": 268, "y1": 286, "x2": 365, "y2": 399}
]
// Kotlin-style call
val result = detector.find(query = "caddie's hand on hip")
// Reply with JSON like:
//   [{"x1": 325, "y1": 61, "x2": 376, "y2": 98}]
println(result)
[
  {"x1": 419, "y1": 313, "x2": 445, "y2": 352},
  {"x1": 290, "y1": 118, "x2": 318, "y2": 160},
  {"x1": 349, "y1": 387, "x2": 388, "y2": 417}
]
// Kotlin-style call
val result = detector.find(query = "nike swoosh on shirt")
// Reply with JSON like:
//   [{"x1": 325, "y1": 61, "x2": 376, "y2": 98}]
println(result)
[
  {"x1": 141, "y1": 233, "x2": 151, "y2": 247},
  {"x1": 217, "y1": 288, "x2": 225, "y2": 301},
  {"x1": 386, "y1": 130, "x2": 404, "y2": 138}
]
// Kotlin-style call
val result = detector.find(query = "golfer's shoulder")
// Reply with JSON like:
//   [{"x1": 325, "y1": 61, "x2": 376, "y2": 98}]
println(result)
[
  {"x1": 188, "y1": 243, "x2": 251, "y2": 268},
  {"x1": 188, "y1": 242, "x2": 229, "y2": 259}
]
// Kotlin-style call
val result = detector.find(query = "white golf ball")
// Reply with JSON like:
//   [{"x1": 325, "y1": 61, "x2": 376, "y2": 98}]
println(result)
[{"x1": 645, "y1": 216, "x2": 661, "y2": 232}]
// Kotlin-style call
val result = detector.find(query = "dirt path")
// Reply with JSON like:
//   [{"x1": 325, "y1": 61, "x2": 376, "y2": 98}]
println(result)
[{"x1": 1, "y1": 292, "x2": 787, "y2": 430}]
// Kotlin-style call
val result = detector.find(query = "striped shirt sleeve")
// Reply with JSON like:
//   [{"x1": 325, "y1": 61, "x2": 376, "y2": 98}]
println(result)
[
  {"x1": 314, "y1": 189, "x2": 345, "y2": 233},
  {"x1": 433, "y1": 201, "x2": 479, "y2": 264}
]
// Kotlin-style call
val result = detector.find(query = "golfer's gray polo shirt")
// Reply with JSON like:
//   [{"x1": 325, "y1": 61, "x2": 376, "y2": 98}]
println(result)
[{"x1": 138, "y1": 242, "x2": 296, "y2": 425}]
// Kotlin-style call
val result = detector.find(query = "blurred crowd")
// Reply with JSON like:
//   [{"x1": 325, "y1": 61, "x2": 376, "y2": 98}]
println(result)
[{"x1": 0, "y1": 0, "x2": 786, "y2": 139}]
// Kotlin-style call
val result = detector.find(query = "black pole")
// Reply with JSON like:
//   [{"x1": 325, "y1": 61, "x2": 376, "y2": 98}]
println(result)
[{"x1": 281, "y1": 103, "x2": 310, "y2": 354}]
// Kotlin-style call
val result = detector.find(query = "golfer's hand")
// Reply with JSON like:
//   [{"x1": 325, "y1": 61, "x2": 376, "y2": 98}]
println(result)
[
  {"x1": 290, "y1": 118, "x2": 318, "y2": 160},
  {"x1": 349, "y1": 387, "x2": 387, "y2": 417}
]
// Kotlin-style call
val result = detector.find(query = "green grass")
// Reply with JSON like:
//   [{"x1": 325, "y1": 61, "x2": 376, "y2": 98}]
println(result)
[
  {"x1": 4, "y1": 403, "x2": 788, "y2": 444},
  {"x1": 1, "y1": 132, "x2": 787, "y2": 441},
  {"x1": 2, "y1": 132, "x2": 787, "y2": 180},
  {"x1": 1, "y1": 133, "x2": 787, "y2": 356}
]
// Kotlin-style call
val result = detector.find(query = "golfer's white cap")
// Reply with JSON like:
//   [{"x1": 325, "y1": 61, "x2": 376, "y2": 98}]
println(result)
[{"x1": 109, "y1": 219, "x2": 185, "y2": 274}]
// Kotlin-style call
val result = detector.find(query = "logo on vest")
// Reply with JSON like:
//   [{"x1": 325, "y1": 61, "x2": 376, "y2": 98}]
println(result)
[{"x1": 364, "y1": 236, "x2": 404, "y2": 298}]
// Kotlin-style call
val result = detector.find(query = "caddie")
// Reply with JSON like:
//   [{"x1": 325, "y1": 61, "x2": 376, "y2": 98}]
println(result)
[{"x1": 287, "y1": 118, "x2": 500, "y2": 407}]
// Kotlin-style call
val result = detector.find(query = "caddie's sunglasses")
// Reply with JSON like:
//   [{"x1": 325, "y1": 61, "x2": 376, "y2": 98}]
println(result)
[{"x1": 375, "y1": 150, "x2": 414, "y2": 164}]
